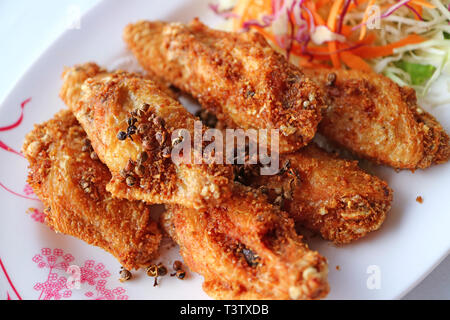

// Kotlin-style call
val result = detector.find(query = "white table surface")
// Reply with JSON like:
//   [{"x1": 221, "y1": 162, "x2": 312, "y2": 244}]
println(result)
[{"x1": 0, "y1": 0, "x2": 448, "y2": 300}]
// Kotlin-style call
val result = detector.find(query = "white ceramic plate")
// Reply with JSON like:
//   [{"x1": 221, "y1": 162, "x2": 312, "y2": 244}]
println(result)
[{"x1": 0, "y1": 0, "x2": 449, "y2": 300}]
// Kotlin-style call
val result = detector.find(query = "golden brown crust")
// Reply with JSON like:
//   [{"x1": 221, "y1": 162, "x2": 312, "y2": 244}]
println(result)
[
  {"x1": 123, "y1": 19, "x2": 326, "y2": 153},
  {"x1": 304, "y1": 68, "x2": 450, "y2": 169},
  {"x1": 244, "y1": 143, "x2": 393, "y2": 244},
  {"x1": 59, "y1": 63, "x2": 233, "y2": 209},
  {"x1": 162, "y1": 184, "x2": 329, "y2": 300},
  {"x1": 399, "y1": 86, "x2": 450, "y2": 167},
  {"x1": 22, "y1": 110, "x2": 161, "y2": 270}
]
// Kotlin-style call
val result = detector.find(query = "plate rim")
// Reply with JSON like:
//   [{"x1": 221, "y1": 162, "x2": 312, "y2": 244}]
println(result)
[{"x1": 0, "y1": 0, "x2": 449, "y2": 300}]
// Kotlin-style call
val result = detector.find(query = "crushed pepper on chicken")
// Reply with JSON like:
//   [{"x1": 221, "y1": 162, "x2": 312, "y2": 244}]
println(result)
[
  {"x1": 195, "y1": 113, "x2": 393, "y2": 244},
  {"x1": 162, "y1": 184, "x2": 329, "y2": 300},
  {"x1": 241, "y1": 143, "x2": 393, "y2": 244},
  {"x1": 23, "y1": 110, "x2": 162, "y2": 270},
  {"x1": 304, "y1": 68, "x2": 450, "y2": 169},
  {"x1": 123, "y1": 19, "x2": 326, "y2": 153},
  {"x1": 60, "y1": 63, "x2": 233, "y2": 209}
]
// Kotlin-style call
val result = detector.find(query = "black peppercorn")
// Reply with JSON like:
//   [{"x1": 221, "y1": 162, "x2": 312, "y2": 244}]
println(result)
[
  {"x1": 326, "y1": 72, "x2": 337, "y2": 86},
  {"x1": 146, "y1": 264, "x2": 158, "y2": 277},
  {"x1": 126, "y1": 175, "x2": 136, "y2": 187},
  {"x1": 173, "y1": 260, "x2": 183, "y2": 271},
  {"x1": 90, "y1": 151, "x2": 98, "y2": 160},
  {"x1": 119, "y1": 269, "x2": 132, "y2": 282},
  {"x1": 127, "y1": 125, "x2": 137, "y2": 136},
  {"x1": 127, "y1": 117, "x2": 137, "y2": 126},
  {"x1": 125, "y1": 160, "x2": 135, "y2": 172},
  {"x1": 176, "y1": 270, "x2": 186, "y2": 280},
  {"x1": 153, "y1": 116, "x2": 165, "y2": 127},
  {"x1": 157, "y1": 263, "x2": 167, "y2": 276},
  {"x1": 155, "y1": 131, "x2": 165, "y2": 145},
  {"x1": 144, "y1": 137, "x2": 160, "y2": 151},
  {"x1": 117, "y1": 131, "x2": 127, "y2": 140},
  {"x1": 137, "y1": 123, "x2": 149, "y2": 135},
  {"x1": 135, "y1": 164, "x2": 146, "y2": 176},
  {"x1": 137, "y1": 151, "x2": 148, "y2": 163},
  {"x1": 162, "y1": 147, "x2": 171, "y2": 158}
]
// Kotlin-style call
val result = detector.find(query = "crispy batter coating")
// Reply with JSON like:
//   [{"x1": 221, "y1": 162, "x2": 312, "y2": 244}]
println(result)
[
  {"x1": 123, "y1": 19, "x2": 326, "y2": 153},
  {"x1": 194, "y1": 112, "x2": 392, "y2": 244},
  {"x1": 22, "y1": 110, "x2": 161, "y2": 270},
  {"x1": 242, "y1": 143, "x2": 393, "y2": 244},
  {"x1": 304, "y1": 68, "x2": 450, "y2": 169},
  {"x1": 60, "y1": 63, "x2": 233, "y2": 209},
  {"x1": 162, "y1": 184, "x2": 329, "y2": 300}
]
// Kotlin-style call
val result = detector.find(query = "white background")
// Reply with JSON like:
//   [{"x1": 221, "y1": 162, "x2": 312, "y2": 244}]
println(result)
[{"x1": 0, "y1": 0, "x2": 448, "y2": 299}]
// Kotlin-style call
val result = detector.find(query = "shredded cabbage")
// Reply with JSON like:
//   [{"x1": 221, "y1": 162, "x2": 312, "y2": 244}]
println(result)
[{"x1": 354, "y1": 0, "x2": 450, "y2": 96}]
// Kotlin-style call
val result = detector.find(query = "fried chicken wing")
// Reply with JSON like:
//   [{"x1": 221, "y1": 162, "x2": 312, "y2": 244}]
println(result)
[
  {"x1": 60, "y1": 63, "x2": 233, "y2": 209},
  {"x1": 241, "y1": 143, "x2": 393, "y2": 244},
  {"x1": 162, "y1": 184, "x2": 329, "y2": 300},
  {"x1": 304, "y1": 68, "x2": 450, "y2": 169},
  {"x1": 22, "y1": 110, "x2": 161, "y2": 270},
  {"x1": 123, "y1": 19, "x2": 326, "y2": 153}
]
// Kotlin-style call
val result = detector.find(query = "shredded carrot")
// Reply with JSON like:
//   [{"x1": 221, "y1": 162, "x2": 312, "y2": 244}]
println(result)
[
  {"x1": 340, "y1": 51, "x2": 373, "y2": 71},
  {"x1": 329, "y1": 41, "x2": 341, "y2": 67},
  {"x1": 232, "y1": 0, "x2": 249, "y2": 29},
  {"x1": 411, "y1": 3, "x2": 423, "y2": 20},
  {"x1": 292, "y1": 44, "x2": 329, "y2": 55},
  {"x1": 348, "y1": 0, "x2": 368, "y2": 11},
  {"x1": 315, "y1": 0, "x2": 331, "y2": 10},
  {"x1": 292, "y1": 34, "x2": 375, "y2": 58},
  {"x1": 351, "y1": 34, "x2": 426, "y2": 58},
  {"x1": 340, "y1": 25, "x2": 353, "y2": 37},
  {"x1": 326, "y1": 0, "x2": 344, "y2": 31},
  {"x1": 327, "y1": 0, "x2": 345, "y2": 68},
  {"x1": 304, "y1": 2, "x2": 326, "y2": 25},
  {"x1": 251, "y1": 25, "x2": 278, "y2": 45},
  {"x1": 290, "y1": 43, "x2": 333, "y2": 60},
  {"x1": 230, "y1": 0, "x2": 432, "y2": 72},
  {"x1": 357, "y1": 32, "x2": 376, "y2": 45},
  {"x1": 297, "y1": 57, "x2": 331, "y2": 69},
  {"x1": 233, "y1": 0, "x2": 271, "y2": 29},
  {"x1": 411, "y1": 0, "x2": 435, "y2": 9}
]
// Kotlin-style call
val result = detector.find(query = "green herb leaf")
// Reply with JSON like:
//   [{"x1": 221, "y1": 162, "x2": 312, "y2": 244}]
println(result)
[
  {"x1": 444, "y1": 31, "x2": 450, "y2": 40},
  {"x1": 394, "y1": 61, "x2": 436, "y2": 85}
]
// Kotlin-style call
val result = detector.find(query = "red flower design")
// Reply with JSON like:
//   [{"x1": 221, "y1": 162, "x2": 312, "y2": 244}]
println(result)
[
  {"x1": 80, "y1": 260, "x2": 128, "y2": 300},
  {"x1": 32, "y1": 248, "x2": 74, "y2": 300},
  {"x1": 23, "y1": 184, "x2": 34, "y2": 196},
  {"x1": 32, "y1": 248, "x2": 128, "y2": 300},
  {"x1": 26, "y1": 207, "x2": 45, "y2": 224}
]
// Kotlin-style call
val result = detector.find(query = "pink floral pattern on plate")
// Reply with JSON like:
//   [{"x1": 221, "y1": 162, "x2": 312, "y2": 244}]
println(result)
[
  {"x1": 23, "y1": 184, "x2": 35, "y2": 196},
  {"x1": 1, "y1": 99, "x2": 130, "y2": 300},
  {"x1": 27, "y1": 207, "x2": 45, "y2": 224},
  {"x1": 32, "y1": 248, "x2": 128, "y2": 300}
]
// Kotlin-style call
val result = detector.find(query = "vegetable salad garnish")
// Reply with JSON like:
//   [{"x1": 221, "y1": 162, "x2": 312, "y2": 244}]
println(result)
[{"x1": 211, "y1": 0, "x2": 450, "y2": 96}]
